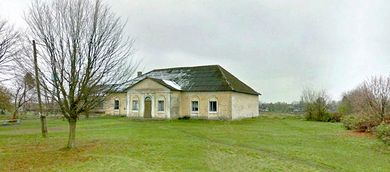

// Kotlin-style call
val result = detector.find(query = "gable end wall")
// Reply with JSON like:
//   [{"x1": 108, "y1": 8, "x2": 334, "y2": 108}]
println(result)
[{"x1": 231, "y1": 92, "x2": 259, "y2": 119}]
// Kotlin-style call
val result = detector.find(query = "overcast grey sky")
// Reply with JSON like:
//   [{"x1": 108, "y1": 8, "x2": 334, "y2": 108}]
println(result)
[{"x1": 1, "y1": 0, "x2": 390, "y2": 102}]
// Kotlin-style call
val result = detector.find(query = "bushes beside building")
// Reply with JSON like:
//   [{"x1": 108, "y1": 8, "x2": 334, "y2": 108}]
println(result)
[{"x1": 339, "y1": 76, "x2": 390, "y2": 145}]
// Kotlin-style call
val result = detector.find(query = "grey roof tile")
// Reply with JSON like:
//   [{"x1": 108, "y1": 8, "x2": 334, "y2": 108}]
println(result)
[{"x1": 124, "y1": 65, "x2": 260, "y2": 95}]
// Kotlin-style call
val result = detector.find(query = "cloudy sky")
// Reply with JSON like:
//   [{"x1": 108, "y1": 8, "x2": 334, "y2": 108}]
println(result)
[{"x1": 1, "y1": 0, "x2": 390, "y2": 102}]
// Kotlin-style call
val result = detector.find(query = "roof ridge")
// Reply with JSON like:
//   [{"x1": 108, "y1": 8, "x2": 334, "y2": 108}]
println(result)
[
  {"x1": 217, "y1": 65, "x2": 234, "y2": 91},
  {"x1": 151, "y1": 64, "x2": 219, "y2": 72}
]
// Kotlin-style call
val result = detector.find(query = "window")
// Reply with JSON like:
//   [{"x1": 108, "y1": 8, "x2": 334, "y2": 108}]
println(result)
[
  {"x1": 96, "y1": 101, "x2": 104, "y2": 109},
  {"x1": 158, "y1": 100, "x2": 165, "y2": 112},
  {"x1": 209, "y1": 101, "x2": 217, "y2": 112},
  {"x1": 132, "y1": 100, "x2": 139, "y2": 111},
  {"x1": 191, "y1": 101, "x2": 199, "y2": 112},
  {"x1": 114, "y1": 100, "x2": 119, "y2": 110}
]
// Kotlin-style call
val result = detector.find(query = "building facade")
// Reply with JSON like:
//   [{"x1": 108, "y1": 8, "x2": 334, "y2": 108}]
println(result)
[{"x1": 103, "y1": 65, "x2": 260, "y2": 120}]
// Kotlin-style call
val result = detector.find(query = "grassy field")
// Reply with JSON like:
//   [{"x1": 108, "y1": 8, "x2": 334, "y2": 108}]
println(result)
[{"x1": 0, "y1": 115, "x2": 389, "y2": 171}]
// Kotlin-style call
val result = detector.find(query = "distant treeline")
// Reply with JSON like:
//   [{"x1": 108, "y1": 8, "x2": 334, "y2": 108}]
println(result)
[{"x1": 260, "y1": 101, "x2": 338, "y2": 113}]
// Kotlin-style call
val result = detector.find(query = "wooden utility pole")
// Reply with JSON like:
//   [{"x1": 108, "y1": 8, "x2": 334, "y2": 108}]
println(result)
[{"x1": 33, "y1": 40, "x2": 48, "y2": 138}]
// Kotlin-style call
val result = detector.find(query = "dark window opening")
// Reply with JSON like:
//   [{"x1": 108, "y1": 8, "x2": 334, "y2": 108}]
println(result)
[
  {"x1": 192, "y1": 101, "x2": 199, "y2": 112},
  {"x1": 114, "y1": 100, "x2": 119, "y2": 110},
  {"x1": 158, "y1": 100, "x2": 165, "y2": 111},
  {"x1": 209, "y1": 101, "x2": 217, "y2": 112}
]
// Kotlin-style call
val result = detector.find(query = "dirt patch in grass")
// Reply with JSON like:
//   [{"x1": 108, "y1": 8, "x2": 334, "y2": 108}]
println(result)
[
  {"x1": 343, "y1": 131, "x2": 375, "y2": 138},
  {"x1": 1, "y1": 140, "x2": 100, "y2": 171}
]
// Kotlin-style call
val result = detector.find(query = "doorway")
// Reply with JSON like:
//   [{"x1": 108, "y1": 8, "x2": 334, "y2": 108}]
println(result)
[{"x1": 144, "y1": 97, "x2": 152, "y2": 118}]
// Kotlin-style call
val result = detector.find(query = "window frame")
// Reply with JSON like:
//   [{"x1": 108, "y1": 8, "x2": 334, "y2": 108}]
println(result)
[
  {"x1": 114, "y1": 99, "x2": 120, "y2": 111},
  {"x1": 157, "y1": 100, "x2": 165, "y2": 112},
  {"x1": 191, "y1": 100, "x2": 199, "y2": 113},
  {"x1": 208, "y1": 99, "x2": 218, "y2": 113},
  {"x1": 132, "y1": 99, "x2": 139, "y2": 112}
]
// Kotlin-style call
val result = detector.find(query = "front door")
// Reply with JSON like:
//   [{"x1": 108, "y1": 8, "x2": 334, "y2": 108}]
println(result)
[{"x1": 144, "y1": 97, "x2": 152, "y2": 118}]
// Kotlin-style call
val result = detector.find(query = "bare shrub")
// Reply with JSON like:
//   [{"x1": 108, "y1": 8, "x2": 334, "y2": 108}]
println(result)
[
  {"x1": 362, "y1": 76, "x2": 390, "y2": 122},
  {"x1": 301, "y1": 88, "x2": 331, "y2": 121},
  {"x1": 341, "y1": 76, "x2": 390, "y2": 132}
]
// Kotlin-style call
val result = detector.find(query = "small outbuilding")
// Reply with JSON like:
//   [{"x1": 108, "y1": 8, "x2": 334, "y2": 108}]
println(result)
[{"x1": 103, "y1": 65, "x2": 260, "y2": 120}]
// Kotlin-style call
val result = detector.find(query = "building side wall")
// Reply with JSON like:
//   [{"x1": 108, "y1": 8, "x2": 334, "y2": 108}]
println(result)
[
  {"x1": 231, "y1": 92, "x2": 259, "y2": 119},
  {"x1": 104, "y1": 93, "x2": 127, "y2": 116},
  {"x1": 170, "y1": 91, "x2": 181, "y2": 119},
  {"x1": 179, "y1": 92, "x2": 232, "y2": 119}
]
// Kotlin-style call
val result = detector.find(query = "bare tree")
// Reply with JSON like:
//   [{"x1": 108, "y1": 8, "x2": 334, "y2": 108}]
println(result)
[
  {"x1": 0, "y1": 19, "x2": 20, "y2": 81},
  {"x1": 340, "y1": 77, "x2": 390, "y2": 131},
  {"x1": 341, "y1": 86, "x2": 370, "y2": 115},
  {"x1": 25, "y1": 0, "x2": 137, "y2": 148},
  {"x1": 11, "y1": 72, "x2": 36, "y2": 119},
  {"x1": 362, "y1": 76, "x2": 390, "y2": 122}
]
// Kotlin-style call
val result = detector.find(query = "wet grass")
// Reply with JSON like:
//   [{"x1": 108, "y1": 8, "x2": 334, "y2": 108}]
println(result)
[{"x1": 0, "y1": 115, "x2": 389, "y2": 171}]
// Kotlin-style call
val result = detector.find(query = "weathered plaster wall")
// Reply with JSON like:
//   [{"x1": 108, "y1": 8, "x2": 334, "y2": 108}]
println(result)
[
  {"x1": 179, "y1": 92, "x2": 232, "y2": 119},
  {"x1": 231, "y1": 92, "x2": 259, "y2": 119},
  {"x1": 104, "y1": 93, "x2": 127, "y2": 116},
  {"x1": 170, "y1": 91, "x2": 181, "y2": 119},
  {"x1": 104, "y1": 79, "x2": 259, "y2": 120}
]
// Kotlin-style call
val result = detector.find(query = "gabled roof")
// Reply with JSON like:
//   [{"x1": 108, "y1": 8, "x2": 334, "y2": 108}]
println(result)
[
  {"x1": 130, "y1": 77, "x2": 182, "y2": 91},
  {"x1": 125, "y1": 65, "x2": 260, "y2": 95}
]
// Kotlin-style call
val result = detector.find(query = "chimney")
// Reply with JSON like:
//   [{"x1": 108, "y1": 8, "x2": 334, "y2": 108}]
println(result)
[{"x1": 137, "y1": 71, "x2": 142, "y2": 77}]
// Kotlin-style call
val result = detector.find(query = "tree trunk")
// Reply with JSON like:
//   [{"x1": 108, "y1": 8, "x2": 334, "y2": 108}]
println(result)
[
  {"x1": 12, "y1": 111, "x2": 17, "y2": 120},
  {"x1": 381, "y1": 102, "x2": 386, "y2": 122},
  {"x1": 67, "y1": 118, "x2": 77, "y2": 149},
  {"x1": 40, "y1": 115, "x2": 48, "y2": 137}
]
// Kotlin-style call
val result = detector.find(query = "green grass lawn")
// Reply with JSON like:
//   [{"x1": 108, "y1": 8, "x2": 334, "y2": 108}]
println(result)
[{"x1": 0, "y1": 115, "x2": 389, "y2": 171}]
